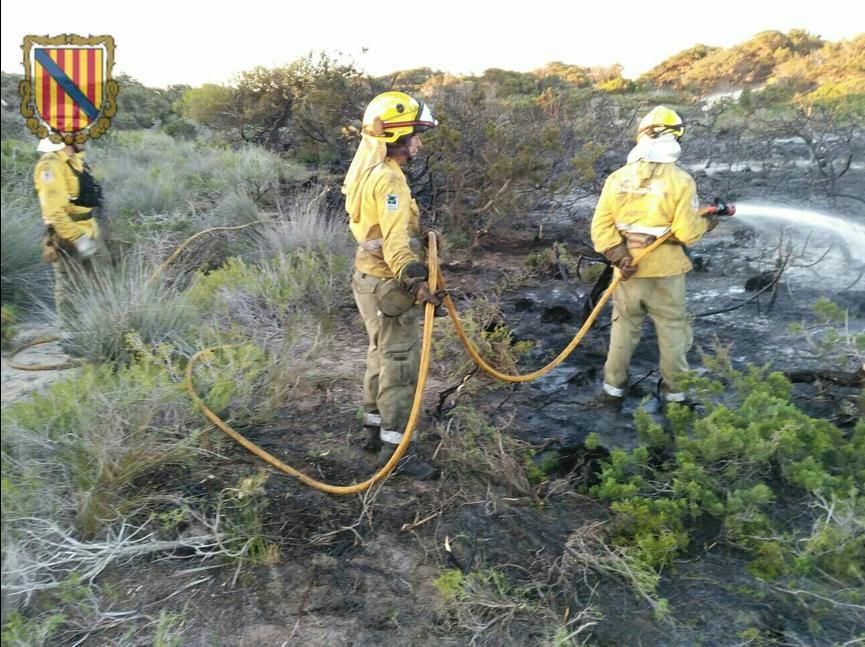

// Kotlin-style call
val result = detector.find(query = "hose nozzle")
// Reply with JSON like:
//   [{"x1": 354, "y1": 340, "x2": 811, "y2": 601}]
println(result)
[{"x1": 706, "y1": 198, "x2": 735, "y2": 217}]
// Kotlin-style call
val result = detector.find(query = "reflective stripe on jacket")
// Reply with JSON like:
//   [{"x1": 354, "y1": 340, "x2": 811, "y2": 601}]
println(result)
[
  {"x1": 591, "y1": 160, "x2": 707, "y2": 277},
  {"x1": 33, "y1": 151, "x2": 97, "y2": 242},
  {"x1": 349, "y1": 157, "x2": 422, "y2": 279}
]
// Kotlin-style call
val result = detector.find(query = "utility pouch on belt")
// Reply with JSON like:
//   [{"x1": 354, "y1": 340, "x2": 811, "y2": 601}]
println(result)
[
  {"x1": 376, "y1": 278, "x2": 416, "y2": 317},
  {"x1": 623, "y1": 232, "x2": 657, "y2": 249},
  {"x1": 41, "y1": 230, "x2": 58, "y2": 264}
]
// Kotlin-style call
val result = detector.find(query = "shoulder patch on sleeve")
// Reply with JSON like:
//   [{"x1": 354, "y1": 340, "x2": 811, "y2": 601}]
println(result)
[
  {"x1": 385, "y1": 193, "x2": 399, "y2": 212},
  {"x1": 41, "y1": 168, "x2": 54, "y2": 182},
  {"x1": 691, "y1": 194, "x2": 699, "y2": 210}
]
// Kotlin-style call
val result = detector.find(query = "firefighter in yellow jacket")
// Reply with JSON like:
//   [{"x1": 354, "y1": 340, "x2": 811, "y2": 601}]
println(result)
[
  {"x1": 342, "y1": 91, "x2": 440, "y2": 480},
  {"x1": 33, "y1": 136, "x2": 105, "y2": 324},
  {"x1": 591, "y1": 106, "x2": 722, "y2": 409}
]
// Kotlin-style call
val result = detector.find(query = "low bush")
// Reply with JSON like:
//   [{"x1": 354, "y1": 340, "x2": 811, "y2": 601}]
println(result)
[
  {"x1": 1, "y1": 356, "x2": 198, "y2": 539},
  {"x1": 588, "y1": 354, "x2": 864, "y2": 617}
]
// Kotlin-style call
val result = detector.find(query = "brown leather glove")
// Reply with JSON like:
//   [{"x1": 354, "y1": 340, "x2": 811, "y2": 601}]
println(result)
[
  {"x1": 401, "y1": 261, "x2": 447, "y2": 309},
  {"x1": 415, "y1": 281, "x2": 444, "y2": 307},
  {"x1": 617, "y1": 257, "x2": 638, "y2": 280},
  {"x1": 423, "y1": 228, "x2": 445, "y2": 250},
  {"x1": 604, "y1": 242, "x2": 638, "y2": 280}
]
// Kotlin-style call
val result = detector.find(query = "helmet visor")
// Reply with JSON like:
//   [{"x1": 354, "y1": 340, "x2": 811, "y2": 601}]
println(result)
[
  {"x1": 384, "y1": 101, "x2": 438, "y2": 134},
  {"x1": 413, "y1": 101, "x2": 437, "y2": 133}
]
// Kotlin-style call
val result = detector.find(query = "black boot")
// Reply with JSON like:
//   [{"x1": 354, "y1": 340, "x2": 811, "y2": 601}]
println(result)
[
  {"x1": 363, "y1": 426, "x2": 382, "y2": 452},
  {"x1": 377, "y1": 444, "x2": 440, "y2": 481},
  {"x1": 361, "y1": 411, "x2": 383, "y2": 452}
]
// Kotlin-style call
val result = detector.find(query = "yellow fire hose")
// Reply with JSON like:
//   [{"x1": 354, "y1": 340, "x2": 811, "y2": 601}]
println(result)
[
  {"x1": 7, "y1": 224, "x2": 668, "y2": 494},
  {"x1": 6, "y1": 336, "x2": 80, "y2": 371},
  {"x1": 147, "y1": 221, "x2": 263, "y2": 285},
  {"x1": 185, "y1": 235, "x2": 442, "y2": 494},
  {"x1": 187, "y1": 232, "x2": 672, "y2": 494},
  {"x1": 439, "y1": 232, "x2": 673, "y2": 382}
]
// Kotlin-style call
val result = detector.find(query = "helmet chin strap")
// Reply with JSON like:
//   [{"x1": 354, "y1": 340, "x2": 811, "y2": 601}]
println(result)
[{"x1": 386, "y1": 134, "x2": 414, "y2": 160}]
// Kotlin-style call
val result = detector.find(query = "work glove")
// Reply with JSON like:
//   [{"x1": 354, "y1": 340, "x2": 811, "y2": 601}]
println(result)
[
  {"x1": 73, "y1": 235, "x2": 97, "y2": 259},
  {"x1": 400, "y1": 261, "x2": 429, "y2": 291},
  {"x1": 400, "y1": 261, "x2": 445, "y2": 310},
  {"x1": 415, "y1": 281, "x2": 444, "y2": 308},
  {"x1": 704, "y1": 213, "x2": 721, "y2": 233},
  {"x1": 603, "y1": 242, "x2": 638, "y2": 281},
  {"x1": 422, "y1": 229, "x2": 444, "y2": 251}
]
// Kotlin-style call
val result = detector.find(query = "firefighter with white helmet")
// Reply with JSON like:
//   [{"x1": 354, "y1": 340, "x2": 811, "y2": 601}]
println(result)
[
  {"x1": 33, "y1": 135, "x2": 106, "y2": 325},
  {"x1": 590, "y1": 105, "x2": 727, "y2": 410}
]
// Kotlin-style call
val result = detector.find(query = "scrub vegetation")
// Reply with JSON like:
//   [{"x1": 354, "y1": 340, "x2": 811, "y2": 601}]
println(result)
[{"x1": 1, "y1": 29, "x2": 863, "y2": 646}]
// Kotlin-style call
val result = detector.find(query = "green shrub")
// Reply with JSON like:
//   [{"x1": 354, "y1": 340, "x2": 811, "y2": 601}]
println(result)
[
  {"x1": 787, "y1": 297, "x2": 865, "y2": 371},
  {"x1": 92, "y1": 131, "x2": 305, "y2": 227},
  {"x1": 252, "y1": 186, "x2": 352, "y2": 259},
  {"x1": 433, "y1": 295, "x2": 535, "y2": 384},
  {"x1": 190, "y1": 342, "x2": 269, "y2": 422},
  {"x1": 186, "y1": 246, "x2": 351, "y2": 328},
  {"x1": 1, "y1": 610, "x2": 65, "y2": 647},
  {"x1": 589, "y1": 359, "x2": 862, "y2": 592},
  {"x1": 215, "y1": 470, "x2": 280, "y2": 565},
  {"x1": 1, "y1": 357, "x2": 198, "y2": 536},
  {"x1": 2, "y1": 303, "x2": 18, "y2": 345}
]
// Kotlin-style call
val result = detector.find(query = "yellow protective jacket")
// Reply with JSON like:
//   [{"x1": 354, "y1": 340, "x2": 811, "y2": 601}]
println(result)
[
  {"x1": 349, "y1": 157, "x2": 422, "y2": 279},
  {"x1": 591, "y1": 160, "x2": 708, "y2": 277},
  {"x1": 33, "y1": 150, "x2": 98, "y2": 242}
]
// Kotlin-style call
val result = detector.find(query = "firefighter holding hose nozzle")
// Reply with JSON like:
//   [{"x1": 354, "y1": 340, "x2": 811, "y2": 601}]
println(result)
[{"x1": 589, "y1": 105, "x2": 734, "y2": 412}]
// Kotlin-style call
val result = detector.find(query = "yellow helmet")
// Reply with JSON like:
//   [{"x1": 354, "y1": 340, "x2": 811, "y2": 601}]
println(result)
[
  {"x1": 637, "y1": 105, "x2": 685, "y2": 141},
  {"x1": 362, "y1": 91, "x2": 437, "y2": 143}
]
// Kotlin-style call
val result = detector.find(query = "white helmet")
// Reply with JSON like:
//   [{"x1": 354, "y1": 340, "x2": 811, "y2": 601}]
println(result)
[{"x1": 37, "y1": 137, "x2": 65, "y2": 153}]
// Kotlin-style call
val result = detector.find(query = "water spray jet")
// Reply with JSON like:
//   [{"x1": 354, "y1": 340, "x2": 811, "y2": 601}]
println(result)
[{"x1": 732, "y1": 203, "x2": 865, "y2": 261}]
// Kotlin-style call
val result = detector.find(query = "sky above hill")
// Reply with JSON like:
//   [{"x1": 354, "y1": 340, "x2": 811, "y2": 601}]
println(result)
[{"x1": 2, "y1": 1, "x2": 860, "y2": 88}]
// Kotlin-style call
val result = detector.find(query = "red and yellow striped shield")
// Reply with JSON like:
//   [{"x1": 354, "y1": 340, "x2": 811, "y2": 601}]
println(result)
[{"x1": 20, "y1": 34, "x2": 118, "y2": 143}]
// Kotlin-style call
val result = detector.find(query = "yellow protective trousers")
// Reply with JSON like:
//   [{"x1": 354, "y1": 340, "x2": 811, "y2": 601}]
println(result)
[
  {"x1": 352, "y1": 271, "x2": 421, "y2": 442},
  {"x1": 603, "y1": 273, "x2": 693, "y2": 399}
]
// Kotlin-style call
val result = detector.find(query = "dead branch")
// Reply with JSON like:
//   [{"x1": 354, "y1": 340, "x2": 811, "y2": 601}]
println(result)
[
  {"x1": 308, "y1": 481, "x2": 385, "y2": 545},
  {"x1": 466, "y1": 178, "x2": 513, "y2": 216},
  {"x1": 770, "y1": 584, "x2": 865, "y2": 612},
  {"x1": 2, "y1": 518, "x2": 223, "y2": 601},
  {"x1": 553, "y1": 242, "x2": 583, "y2": 301},
  {"x1": 695, "y1": 254, "x2": 787, "y2": 318},
  {"x1": 840, "y1": 265, "x2": 865, "y2": 292},
  {"x1": 434, "y1": 367, "x2": 478, "y2": 420}
]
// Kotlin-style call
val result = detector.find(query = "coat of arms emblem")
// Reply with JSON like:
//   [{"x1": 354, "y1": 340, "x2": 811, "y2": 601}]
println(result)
[{"x1": 19, "y1": 34, "x2": 118, "y2": 144}]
